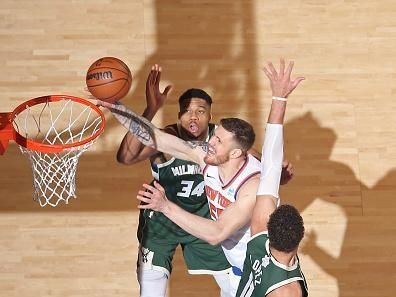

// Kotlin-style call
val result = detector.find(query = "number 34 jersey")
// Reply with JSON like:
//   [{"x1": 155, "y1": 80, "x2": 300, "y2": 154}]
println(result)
[{"x1": 143, "y1": 124, "x2": 216, "y2": 237}]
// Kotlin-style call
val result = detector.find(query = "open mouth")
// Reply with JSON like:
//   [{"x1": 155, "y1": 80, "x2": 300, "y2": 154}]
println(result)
[
  {"x1": 188, "y1": 122, "x2": 199, "y2": 133},
  {"x1": 207, "y1": 145, "x2": 215, "y2": 155}
]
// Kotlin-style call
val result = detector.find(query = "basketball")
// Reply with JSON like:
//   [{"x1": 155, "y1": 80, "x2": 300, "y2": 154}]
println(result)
[{"x1": 86, "y1": 57, "x2": 132, "y2": 103}]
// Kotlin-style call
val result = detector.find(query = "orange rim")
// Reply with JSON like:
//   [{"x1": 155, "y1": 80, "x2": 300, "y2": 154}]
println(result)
[{"x1": 9, "y1": 95, "x2": 105, "y2": 153}]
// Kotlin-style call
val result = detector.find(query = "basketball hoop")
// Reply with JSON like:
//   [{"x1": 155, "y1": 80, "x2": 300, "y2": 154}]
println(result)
[{"x1": 0, "y1": 95, "x2": 105, "y2": 207}]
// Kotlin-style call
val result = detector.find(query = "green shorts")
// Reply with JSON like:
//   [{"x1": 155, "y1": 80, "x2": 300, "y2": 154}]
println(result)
[{"x1": 137, "y1": 210, "x2": 231, "y2": 276}]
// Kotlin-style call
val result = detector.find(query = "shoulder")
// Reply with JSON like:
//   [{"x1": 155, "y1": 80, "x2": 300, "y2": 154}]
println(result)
[
  {"x1": 163, "y1": 123, "x2": 179, "y2": 137},
  {"x1": 233, "y1": 175, "x2": 260, "y2": 212},
  {"x1": 237, "y1": 174, "x2": 260, "y2": 197}
]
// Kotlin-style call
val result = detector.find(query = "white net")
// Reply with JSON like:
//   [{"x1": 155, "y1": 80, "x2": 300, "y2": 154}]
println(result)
[{"x1": 12, "y1": 97, "x2": 104, "y2": 207}]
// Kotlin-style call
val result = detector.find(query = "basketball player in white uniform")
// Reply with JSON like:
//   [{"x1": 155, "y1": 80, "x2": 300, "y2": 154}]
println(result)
[
  {"x1": 98, "y1": 59, "x2": 304, "y2": 296},
  {"x1": 202, "y1": 153, "x2": 260, "y2": 290}
]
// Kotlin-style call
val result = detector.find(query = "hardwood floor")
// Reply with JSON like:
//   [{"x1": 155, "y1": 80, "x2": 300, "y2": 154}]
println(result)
[{"x1": 0, "y1": 1, "x2": 395, "y2": 296}]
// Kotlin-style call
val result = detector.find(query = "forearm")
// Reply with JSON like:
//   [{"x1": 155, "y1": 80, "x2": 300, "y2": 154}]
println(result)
[
  {"x1": 251, "y1": 195, "x2": 277, "y2": 235},
  {"x1": 116, "y1": 107, "x2": 158, "y2": 164},
  {"x1": 257, "y1": 123, "x2": 283, "y2": 198},
  {"x1": 254, "y1": 102, "x2": 285, "y2": 233},
  {"x1": 107, "y1": 102, "x2": 157, "y2": 147},
  {"x1": 105, "y1": 102, "x2": 202, "y2": 163},
  {"x1": 163, "y1": 202, "x2": 225, "y2": 245}
]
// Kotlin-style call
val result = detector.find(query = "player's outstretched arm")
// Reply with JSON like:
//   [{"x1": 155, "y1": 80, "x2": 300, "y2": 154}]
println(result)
[
  {"x1": 137, "y1": 177, "x2": 260, "y2": 245},
  {"x1": 98, "y1": 100, "x2": 206, "y2": 167},
  {"x1": 117, "y1": 65, "x2": 172, "y2": 165},
  {"x1": 251, "y1": 59, "x2": 304, "y2": 235}
]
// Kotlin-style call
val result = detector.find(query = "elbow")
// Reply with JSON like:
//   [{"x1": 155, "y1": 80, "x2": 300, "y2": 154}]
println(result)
[
  {"x1": 207, "y1": 232, "x2": 227, "y2": 246},
  {"x1": 205, "y1": 223, "x2": 231, "y2": 245},
  {"x1": 207, "y1": 238, "x2": 223, "y2": 246},
  {"x1": 116, "y1": 152, "x2": 138, "y2": 165}
]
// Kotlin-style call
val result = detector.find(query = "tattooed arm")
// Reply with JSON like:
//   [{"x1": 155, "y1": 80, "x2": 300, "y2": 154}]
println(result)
[{"x1": 98, "y1": 101, "x2": 207, "y2": 167}]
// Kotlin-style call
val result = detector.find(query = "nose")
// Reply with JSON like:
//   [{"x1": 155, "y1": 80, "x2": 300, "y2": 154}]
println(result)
[
  {"x1": 208, "y1": 136, "x2": 216, "y2": 146},
  {"x1": 189, "y1": 110, "x2": 198, "y2": 120}
]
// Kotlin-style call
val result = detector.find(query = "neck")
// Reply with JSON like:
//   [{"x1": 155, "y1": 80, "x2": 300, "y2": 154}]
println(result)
[
  {"x1": 218, "y1": 155, "x2": 247, "y2": 184},
  {"x1": 269, "y1": 246, "x2": 297, "y2": 267}
]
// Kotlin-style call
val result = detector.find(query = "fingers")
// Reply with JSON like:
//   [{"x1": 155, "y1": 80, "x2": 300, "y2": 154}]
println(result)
[
  {"x1": 285, "y1": 61, "x2": 294, "y2": 79},
  {"x1": 146, "y1": 67, "x2": 155, "y2": 87},
  {"x1": 147, "y1": 64, "x2": 161, "y2": 87},
  {"x1": 155, "y1": 65, "x2": 162, "y2": 87},
  {"x1": 142, "y1": 183, "x2": 157, "y2": 193},
  {"x1": 267, "y1": 62, "x2": 278, "y2": 77},
  {"x1": 163, "y1": 85, "x2": 172, "y2": 96},
  {"x1": 153, "y1": 180, "x2": 165, "y2": 192},
  {"x1": 136, "y1": 182, "x2": 167, "y2": 210},
  {"x1": 291, "y1": 76, "x2": 305, "y2": 88},
  {"x1": 285, "y1": 161, "x2": 294, "y2": 174},
  {"x1": 262, "y1": 66, "x2": 273, "y2": 80},
  {"x1": 263, "y1": 59, "x2": 291, "y2": 80},
  {"x1": 264, "y1": 59, "x2": 298, "y2": 80},
  {"x1": 137, "y1": 193, "x2": 152, "y2": 204},
  {"x1": 149, "y1": 64, "x2": 172, "y2": 97},
  {"x1": 136, "y1": 184, "x2": 157, "y2": 208},
  {"x1": 279, "y1": 58, "x2": 285, "y2": 76}
]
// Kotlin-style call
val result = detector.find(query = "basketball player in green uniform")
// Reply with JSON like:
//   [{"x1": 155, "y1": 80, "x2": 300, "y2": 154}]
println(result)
[
  {"x1": 117, "y1": 65, "x2": 232, "y2": 297},
  {"x1": 236, "y1": 60, "x2": 308, "y2": 297},
  {"x1": 237, "y1": 205, "x2": 308, "y2": 297}
]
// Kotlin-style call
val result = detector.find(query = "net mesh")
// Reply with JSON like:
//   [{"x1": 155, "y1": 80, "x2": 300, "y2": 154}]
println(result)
[{"x1": 13, "y1": 98, "x2": 104, "y2": 207}]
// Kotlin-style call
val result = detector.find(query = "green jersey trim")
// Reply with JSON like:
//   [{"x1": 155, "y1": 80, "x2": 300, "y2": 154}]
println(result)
[
  {"x1": 266, "y1": 277, "x2": 305, "y2": 296},
  {"x1": 155, "y1": 157, "x2": 176, "y2": 168},
  {"x1": 249, "y1": 231, "x2": 268, "y2": 242},
  {"x1": 188, "y1": 267, "x2": 232, "y2": 275},
  {"x1": 265, "y1": 239, "x2": 299, "y2": 271}
]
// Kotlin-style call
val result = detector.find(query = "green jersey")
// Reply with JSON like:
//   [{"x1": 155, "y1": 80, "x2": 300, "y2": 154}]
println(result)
[
  {"x1": 236, "y1": 232, "x2": 308, "y2": 297},
  {"x1": 138, "y1": 123, "x2": 216, "y2": 237}
]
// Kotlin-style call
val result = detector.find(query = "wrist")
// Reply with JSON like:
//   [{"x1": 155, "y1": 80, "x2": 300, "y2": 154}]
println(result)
[
  {"x1": 161, "y1": 200, "x2": 173, "y2": 216},
  {"x1": 268, "y1": 100, "x2": 286, "y2": 124},
  {"x1": 272, "y1": 96, "x2": 287, "y2": 102},
  {"x1": 143, "y1": 107, "x2": 157, "y2": 120}
]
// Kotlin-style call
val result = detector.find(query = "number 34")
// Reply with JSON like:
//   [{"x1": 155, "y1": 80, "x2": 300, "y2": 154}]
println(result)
[{"x1": 177, "y1": 180, "x2": 205, "y2": 197}]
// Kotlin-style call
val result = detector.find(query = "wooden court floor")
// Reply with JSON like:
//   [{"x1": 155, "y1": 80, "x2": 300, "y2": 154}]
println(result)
[{"x1": 0, "y1": 1, "x2": 395, "y2": 296}]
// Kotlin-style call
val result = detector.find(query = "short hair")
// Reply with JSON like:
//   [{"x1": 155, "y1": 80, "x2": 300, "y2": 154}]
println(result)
[
  {"x1": 219, "y1": 118, "x2": 255, "y2": 152},
  {"x1": 179, "y1": 88, "x2": 213, "y2": 108},
  {"x1": 268, "y1": 204, "x2": 305, "y2": 253}
]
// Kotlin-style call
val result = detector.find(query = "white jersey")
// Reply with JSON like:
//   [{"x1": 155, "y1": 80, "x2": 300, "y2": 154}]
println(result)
[{"x1": 203, "y1": 154, "x2": 261, "y2": 271}]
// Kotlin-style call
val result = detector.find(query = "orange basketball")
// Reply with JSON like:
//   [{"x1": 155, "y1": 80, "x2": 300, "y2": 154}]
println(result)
[{"x1": 86, "y1": 57, "x2": 132, "y2": 103}]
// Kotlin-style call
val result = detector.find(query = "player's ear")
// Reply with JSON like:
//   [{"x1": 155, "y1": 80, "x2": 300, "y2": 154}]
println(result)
[
  {"x1": 230, "y1": 148, "x2": 243, "y2": 159},
  {"x1": 178, "y1": 111, "x2": 182, "y2": 119}
]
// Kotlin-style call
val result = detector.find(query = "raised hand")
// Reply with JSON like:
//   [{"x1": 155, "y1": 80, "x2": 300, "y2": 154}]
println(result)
[
  {"x1": 137, "y1": 181, "x2": 169, "y2": 212},
  {"x1": 262, "y1": 58, "x2": 305, "y2": 98},
  {"x1": 145, "y1": 64, "x2": 172, "y2": 114}
]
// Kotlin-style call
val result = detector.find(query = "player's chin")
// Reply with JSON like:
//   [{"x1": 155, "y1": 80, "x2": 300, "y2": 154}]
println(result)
[
  {"x1": 203, "y1": 155, "x2": 217, "y2": 166},
  {"x1": 185, "y1": 128, "x2": 202, "y2": 139}
]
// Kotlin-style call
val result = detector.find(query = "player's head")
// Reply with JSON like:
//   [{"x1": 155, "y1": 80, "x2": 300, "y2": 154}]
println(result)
[
  {"x1": 178, "y1": 88, "x2": 212, "y2": 141},
  {"x1": 204, "y1": 117, "x2": 255, "y2": 166},
  {"x1": 268, "y1": 204, "x2": 305, "y2": 253}
]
